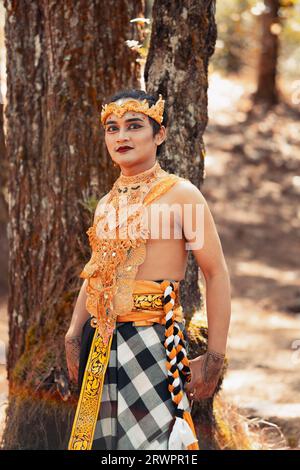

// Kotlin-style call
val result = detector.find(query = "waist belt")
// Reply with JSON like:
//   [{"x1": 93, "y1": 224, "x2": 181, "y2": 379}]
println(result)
[{"x1": 117, "y1": 291, "x2": 184, "y2": 326}]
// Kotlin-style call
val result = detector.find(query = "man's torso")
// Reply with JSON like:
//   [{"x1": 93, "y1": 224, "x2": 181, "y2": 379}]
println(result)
[{"x1": 95, "y1": 180, "x2": 189, "y2": 281}]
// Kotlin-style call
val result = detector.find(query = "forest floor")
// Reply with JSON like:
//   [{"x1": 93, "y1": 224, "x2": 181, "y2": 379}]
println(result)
[
  {"x1": 198, "y1": 71, "x2": 300, "y2": 449},
  {"x1": 0, "y1": 72, "x2": 299, "y2": 449}
]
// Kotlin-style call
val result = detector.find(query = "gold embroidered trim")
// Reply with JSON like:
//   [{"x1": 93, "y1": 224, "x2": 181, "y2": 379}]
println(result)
[
  {"x1": 68, "y1": 329, "x2": 113, "y2": 450},
  {"x1": 133, "y1": 293, "x2": 163, "y2": 310},
  {"x1": 132, "y1": 293, "x2": 180, "y2": 310}
]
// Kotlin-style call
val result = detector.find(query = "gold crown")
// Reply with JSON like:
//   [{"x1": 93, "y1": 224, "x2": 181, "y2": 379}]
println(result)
[{"x1": 100, "y1": 93, "x2": 165, "y2": 126}]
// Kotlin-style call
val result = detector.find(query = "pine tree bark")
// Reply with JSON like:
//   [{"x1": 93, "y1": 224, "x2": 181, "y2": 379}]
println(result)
[
  {"x1": 144, "y1": 0, "x2": 228, "y2": 449},
  {"x1": 0, "y1": 86, "x2": 8, "y2": 296},
  {"x1": 145, "y1": 0, "x2": 217, "y2": 323},
  {"x1": 2, "y1": 0, "x2": 144, "y2": 450},
  {"x1": 253, "y1": 0, "x2": 280, "y2": 106}
]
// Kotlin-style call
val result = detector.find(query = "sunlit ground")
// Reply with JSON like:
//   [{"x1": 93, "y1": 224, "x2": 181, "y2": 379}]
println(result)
[{"x1": 202, "y1": 70, "x2": 300, "y2": 447}]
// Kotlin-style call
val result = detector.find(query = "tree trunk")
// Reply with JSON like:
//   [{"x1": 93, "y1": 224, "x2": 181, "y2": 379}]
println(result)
[
  {"x1": 145, "y1": 0, "x2": 217, "y2": 324},
  {"x1": 0, "y1": 85, "x2": 8, "y2": 296},
  {"x1": 253, "y1": 0, "x2": 280, "y2": 106},
  {"x1": 144, "y1": 0, "x2": 231, "y2": 449},
  {"x1": 2, "y1": 0, "x2": 144, "y2": 450}
]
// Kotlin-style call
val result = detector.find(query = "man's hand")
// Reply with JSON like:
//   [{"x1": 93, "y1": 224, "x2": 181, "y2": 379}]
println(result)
[
  {"x1": 184, "y1": 349, "x2": 225, "y2": 401},
  {"x1": 65, "y1": 335, "x2": 81, "y2": 385}
]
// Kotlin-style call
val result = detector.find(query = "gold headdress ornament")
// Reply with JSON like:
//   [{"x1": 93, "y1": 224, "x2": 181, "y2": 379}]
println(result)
[{"x1": 100, "y1": 93, "x2": 165, "y2": 126}]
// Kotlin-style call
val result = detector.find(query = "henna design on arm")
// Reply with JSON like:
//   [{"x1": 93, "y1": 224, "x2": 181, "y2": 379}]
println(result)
[
  {"x1": 65, "y1": 336, "x2": 81, "y2": 360},
  {"x1": 201, "y1": 349, "x2": 225, "y2": 385},
  {"x1": 65, "y1": 336, "x2": 81, "y2": 382}
]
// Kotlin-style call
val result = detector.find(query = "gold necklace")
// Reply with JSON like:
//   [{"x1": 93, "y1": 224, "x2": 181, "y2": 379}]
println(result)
[
  {"x1": 98, "y1": 160, "x2": 167, "y2": 234},
  {"x1": 115, "y1": 161, "x2": 164, "y2": 193}
]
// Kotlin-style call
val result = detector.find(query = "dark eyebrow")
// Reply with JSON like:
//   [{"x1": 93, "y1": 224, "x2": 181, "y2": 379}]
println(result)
[{"x1": 105, "y1": 117, "x2": 144, "y2": 125}]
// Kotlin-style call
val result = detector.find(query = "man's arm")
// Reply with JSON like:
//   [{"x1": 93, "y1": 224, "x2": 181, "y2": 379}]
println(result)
[
  {"x1": 65, "y1": 193, "x2": 109, "y2": 383},
  {"x1": 65, "y1": 279, "x2": 90, "y2": 339},
  {"x1": 65, "y1": 193, "x2": 109, "y2": 340},
  {"x1": 180, "y1": 180, "x2": 231, "y2": 355},
  {"x1": 177, "y1": 180, "x2": 231, "y2": 400},
  {"x1": 64, "y1": 279, "x2": 89, "y2": 383}
]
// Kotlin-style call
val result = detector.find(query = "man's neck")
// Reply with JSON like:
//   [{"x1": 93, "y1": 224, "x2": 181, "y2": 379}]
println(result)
[{"x1": 120, "y1": 159, "x2": 157, "y2": 177}]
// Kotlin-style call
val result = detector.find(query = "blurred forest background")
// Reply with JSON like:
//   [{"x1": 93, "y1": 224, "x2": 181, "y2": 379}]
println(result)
[{"x1": 0, "y1": 0, "x2": 299, "y2": 450}]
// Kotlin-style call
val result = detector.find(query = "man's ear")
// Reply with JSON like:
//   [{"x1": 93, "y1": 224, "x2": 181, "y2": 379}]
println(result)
[{"x1": 157, "y1": 125, "x2": 167, "y2": 145}]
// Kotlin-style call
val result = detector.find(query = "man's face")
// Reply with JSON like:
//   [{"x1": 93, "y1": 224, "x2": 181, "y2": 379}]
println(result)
[{"x1": 104, "y1": 98, "x2": 166, "y2": 169}]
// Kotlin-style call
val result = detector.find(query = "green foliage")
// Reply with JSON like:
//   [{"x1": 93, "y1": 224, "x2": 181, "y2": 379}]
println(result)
[{"x1": 78, "y1": 194, "x2": 99, "y2": 216}]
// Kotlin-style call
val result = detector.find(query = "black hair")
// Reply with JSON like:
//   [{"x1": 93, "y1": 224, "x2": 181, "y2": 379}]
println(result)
[{"x1": 105, "y1": 89, "x2": 168, "y2": 156}]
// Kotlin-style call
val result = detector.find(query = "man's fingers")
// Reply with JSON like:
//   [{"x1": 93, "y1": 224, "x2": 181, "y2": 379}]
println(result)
[
  {"x1": 185, "y1": 382, "x2": 196, "y2": 395},
  {"x1": 185, "y1": 381, "x2": 215, "y2": 400}
]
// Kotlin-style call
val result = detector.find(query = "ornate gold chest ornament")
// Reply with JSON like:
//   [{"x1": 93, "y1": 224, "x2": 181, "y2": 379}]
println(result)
[{"x1": 79, "y1": 161, "x2": 183, "y2": 345}]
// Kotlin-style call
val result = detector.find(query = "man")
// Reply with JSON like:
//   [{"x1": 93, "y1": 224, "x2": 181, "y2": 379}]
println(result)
[{"x1": 65, "y1": 90, "x2": 231, "y2": 450}]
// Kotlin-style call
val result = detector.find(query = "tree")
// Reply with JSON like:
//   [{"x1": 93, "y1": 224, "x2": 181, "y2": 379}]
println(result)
[
  {"x1": 145, "y1": 0, "x2": 217, "y2": 320},
  {"x1": 144, "y1": 0, "x2": 227, "y2": 449},
  {"x1": 0, "y1": 83, "x2": 8, "y2": 296},
  {"x1": 1, "y1": 0, "x2": 144, "y2": 450},
  {"x1": 253, "y1": 0, "x2": 281, "y2": 106}
]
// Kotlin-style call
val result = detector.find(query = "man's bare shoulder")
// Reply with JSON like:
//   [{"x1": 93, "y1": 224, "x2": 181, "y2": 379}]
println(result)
[{"x1": 172, "y1": 178, "x2": 207, "y2": 205}]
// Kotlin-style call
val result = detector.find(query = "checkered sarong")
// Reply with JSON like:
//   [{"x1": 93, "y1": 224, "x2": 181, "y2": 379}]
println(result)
[{"x1": 78, "y1": 315, "x2": 192, "y2": 450}]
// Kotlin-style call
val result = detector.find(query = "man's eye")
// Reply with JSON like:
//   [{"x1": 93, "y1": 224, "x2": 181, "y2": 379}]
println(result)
[{"x1": 106, "y1": 123, "x2": 142, "y2": 132}]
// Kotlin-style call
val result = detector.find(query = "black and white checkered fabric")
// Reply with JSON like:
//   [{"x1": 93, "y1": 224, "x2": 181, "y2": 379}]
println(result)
[{"x1": 78, "y1": 314, "x2": 192, "y2": 450}]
